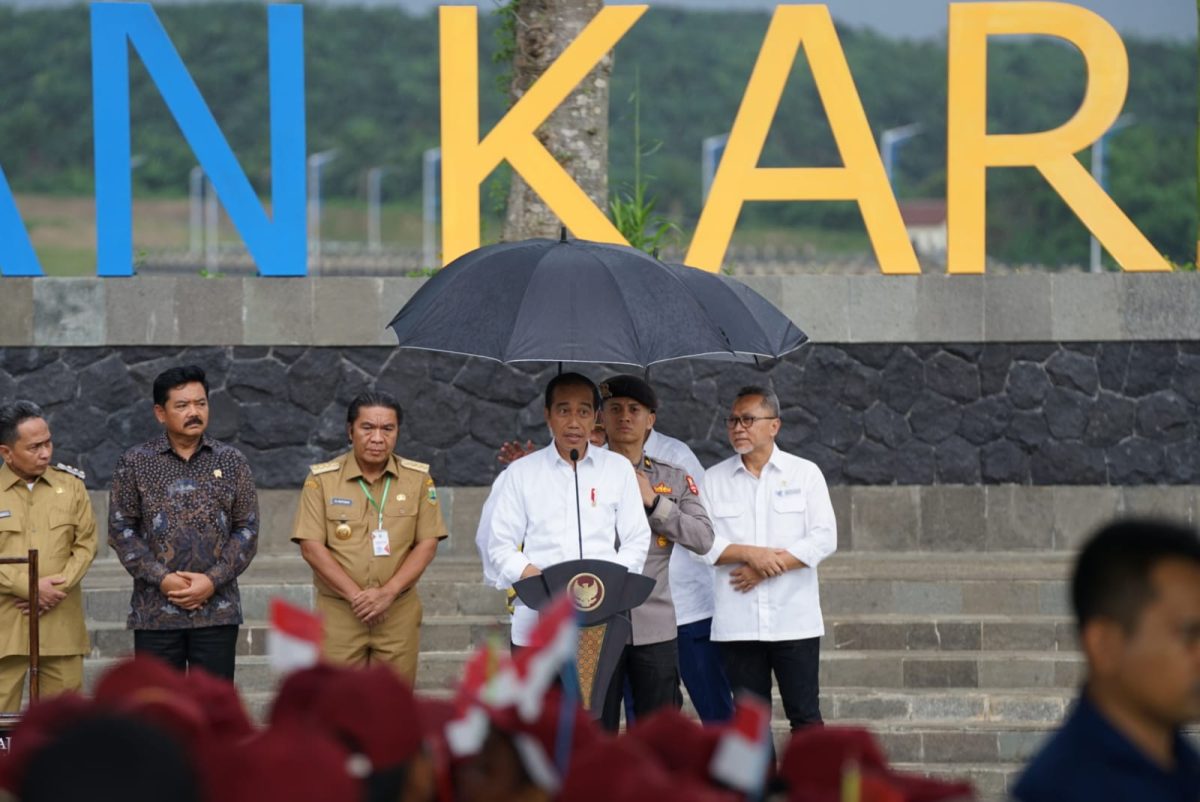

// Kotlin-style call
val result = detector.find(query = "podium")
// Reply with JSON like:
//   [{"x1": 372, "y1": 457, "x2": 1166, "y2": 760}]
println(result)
[{"x1": 513, "y1": 559, "x2": 654, "y2": 718}]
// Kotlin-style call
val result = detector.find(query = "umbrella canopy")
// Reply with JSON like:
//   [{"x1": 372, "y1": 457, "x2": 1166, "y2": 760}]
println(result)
[
  {"x1": 662, "y1": 262, "x2": 808, "y2": 360},
  {"x1": 387, "y1": 236, "x2": 741, "y2": 367}
]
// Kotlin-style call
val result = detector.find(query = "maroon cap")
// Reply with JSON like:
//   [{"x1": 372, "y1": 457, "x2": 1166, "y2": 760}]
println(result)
[
  {"x1": 184, "y1": 668, "x2": 255, "y2": 741},
  {"x1": 203, "y1": 726, "x2": 360, "y2": 802},
  {"x1": 780, "y1": 727, "x2": 975, "y2": 802},
  {"x1": 0, "y1": 693, "x2": 94, "y2": 792},
  {"x1": 92, "y1": 656, "x2": 211, "y2": 748},
  {"x1": 626, "y1": 707, "x2": 720, "y2": 781},
  {"x1": 269, "y1": 662, "x2": 343, "y2": 728},
  {"x1": 309, "y1": 664, "x2": 423, "y2": 771},
  {"x1": 93, "y1": 655, "x2": 188, "y2": 706},
  {"x1": 561, "y1": 737, "x2": 740, "y2": 802}
]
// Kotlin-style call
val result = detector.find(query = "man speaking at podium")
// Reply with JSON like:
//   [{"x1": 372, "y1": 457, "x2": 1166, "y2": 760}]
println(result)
[{"x1": 485, "y1": 373, "x2": 651, "y2": 730}]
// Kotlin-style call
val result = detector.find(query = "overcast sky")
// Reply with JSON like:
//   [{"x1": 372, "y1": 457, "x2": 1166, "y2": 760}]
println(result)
[{"x1": 2, "y1": 0, "x2": 1196, "y2": 40}]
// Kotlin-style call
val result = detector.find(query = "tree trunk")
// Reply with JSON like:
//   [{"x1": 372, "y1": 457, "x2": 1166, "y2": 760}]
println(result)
[{"x1": 502, "y1": 0, "x2": 610, "y2": 242}]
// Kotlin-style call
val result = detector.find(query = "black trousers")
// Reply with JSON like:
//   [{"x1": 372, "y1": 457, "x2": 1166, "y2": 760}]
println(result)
[
  {"x1": 717, "y1": 637, "x2": 823, "y2": 731},
  {"x1": 134, "y1": 625, "x2": 239, "y2": 680},
  {"x1": 626, "y1": 639, "x2": 683, "y2": 719}
]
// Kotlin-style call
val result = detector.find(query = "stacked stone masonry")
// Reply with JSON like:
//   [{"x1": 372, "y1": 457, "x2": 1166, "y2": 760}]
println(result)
[{"x1": 2, "y1": 342, "x2": 1196, "y2": 489}]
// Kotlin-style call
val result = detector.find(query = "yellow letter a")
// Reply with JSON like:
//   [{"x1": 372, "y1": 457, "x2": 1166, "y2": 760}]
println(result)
[
  {"x1": 686, "y1": 5, "x2": 918, "y2": 274},
  {"x1": 947, "y1": 2, "x2": 1169, "y2": 272},
  {"x1": 439, "y1": 6, "x2": 645, "y2": 264}
]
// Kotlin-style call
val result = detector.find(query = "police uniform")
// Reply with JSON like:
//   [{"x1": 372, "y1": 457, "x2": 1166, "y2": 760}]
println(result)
[
  {"x1": 634, "y1": 455, "x2": 714, "y2": 646},
  {"x1": 598, "y1": 373, "x2": 717, "y2": 718},
  {"x1": 626, "y1": 453, "x2": 715, "y2": 715},
  {"x1": 291, "y1": 451, "x2": 447, "y2": 680},
  {"x1": 0, "y1": 462, "x2": 97, "y2": 711}
]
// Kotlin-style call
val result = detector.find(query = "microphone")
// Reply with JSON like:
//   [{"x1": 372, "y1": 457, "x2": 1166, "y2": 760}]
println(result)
[{"x1": 570, "y1": 448, "x2": 583, "y2": 559}]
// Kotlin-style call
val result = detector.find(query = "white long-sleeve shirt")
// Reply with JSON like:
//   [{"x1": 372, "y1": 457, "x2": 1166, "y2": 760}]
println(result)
[
  {"x1": 486, "y1": 441, "x2": 651, "y2": 646},
  {"x1": 704, "y1": 444, "x2": 837, "y2": 642},
  {"x1": 643, "y1": 428, "x2": 715, "y2": 627}
]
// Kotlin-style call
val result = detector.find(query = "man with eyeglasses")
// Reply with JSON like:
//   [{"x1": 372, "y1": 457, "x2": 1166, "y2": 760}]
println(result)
[
  {"x1": 484, "y1": 372, "x2": 650, "y2": 730},
  {"x1": 704, "y1": 385, "x2": 837, "y2": 735}
]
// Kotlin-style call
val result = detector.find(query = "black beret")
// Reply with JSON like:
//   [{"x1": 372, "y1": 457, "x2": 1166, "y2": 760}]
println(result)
[{"x1": 599, "y1": 374, "x2": 658, "y2": 411}]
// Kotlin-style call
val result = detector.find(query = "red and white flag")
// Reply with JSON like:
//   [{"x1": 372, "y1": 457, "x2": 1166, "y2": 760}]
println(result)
[
  {"x1": 267, "y1": 598, "x2": 323, "y2": 674},
  {"x1": 710, "y1": 693, "x2": 773, "y2": 796}
]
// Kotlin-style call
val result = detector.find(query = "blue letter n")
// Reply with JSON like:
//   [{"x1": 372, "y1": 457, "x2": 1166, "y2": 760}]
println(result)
[{"x1": 92, "y1": 3, "x2": 306, "y2": 276}]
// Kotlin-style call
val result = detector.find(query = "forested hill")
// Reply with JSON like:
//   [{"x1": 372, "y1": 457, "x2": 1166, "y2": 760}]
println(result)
[{"x1": 0, "y1": 2, "x2": 1193, "y2": 265}]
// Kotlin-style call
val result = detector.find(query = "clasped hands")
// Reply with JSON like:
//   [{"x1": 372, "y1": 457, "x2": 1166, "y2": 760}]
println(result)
[
  {"x1": 730, "y1": 545, "x2": 792, "y2": 593},
  {"x1": 350, "y1": 586, "x2": 397, "y2": 626},
  {"x1": 15, "y1": 575, "x2": 68, "y2": 616},
  {"x1": 161, "y1": 571, "x2": 216, "y2": 611}
]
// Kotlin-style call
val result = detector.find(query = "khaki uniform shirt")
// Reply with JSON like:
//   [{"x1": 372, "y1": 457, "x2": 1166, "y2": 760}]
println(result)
[
  {"x1": 0, "y1": 463, "x2": 97, "y2": 656},
  {"x1": 291, "y1": 451, "x2": 447, "y2": 597},
  {"x1": 632, "y1": 455, "x2": 714, "y2": 646}
]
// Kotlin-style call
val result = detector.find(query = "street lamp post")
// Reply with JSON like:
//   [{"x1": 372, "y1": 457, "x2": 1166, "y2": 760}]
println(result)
[
  {"x1": 879, "y1": 123, "x2": 923, "y2": 189},
  {"x1": 701, "y1": 133, "x2": 729, "y2": 202},
  {"x1": 422, "y1": 148, "x2": 441, "y2": 269},
  {"x1": 307, "y1": 149, "x2": 338, "y2": 274},
  {"x1": 366, "y1": 166, "x2": 393, "y2": 253},
  {"x1": 189, "y1": 166, "x2": 204, "y2": 256},
  {"x1": 1089, "y1": 114, "x2": 1135, "y2": 273}
]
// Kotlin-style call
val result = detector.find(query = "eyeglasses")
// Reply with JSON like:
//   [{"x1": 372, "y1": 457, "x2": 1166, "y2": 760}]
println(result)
[{"x1": 725, "y1": 415, "x2": 779, "y2": 429}]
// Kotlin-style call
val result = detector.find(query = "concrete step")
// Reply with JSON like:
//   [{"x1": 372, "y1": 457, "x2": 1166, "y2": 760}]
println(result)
[
  {"x1": 894, "y1": 762, "x2": 1020, "y2": 802},
  {"x1": 822, "y1": 688, "x2": 1072, "y2": 725},
  {"x1": 80, "y1": 553, "x2": 1075, "y2": 621},
  {"x1": 82, "y1": 655, "x2": 278, "y2": 697},
  {"x1": 82, "y1": 612, "x2": 1076, "y2": 660},
  {"x1": 411, "y1": 649, "x2": 1086, "y2": 693},
  {"x1": 84, "y1": 615, "x2": 512, "y2": 659}
]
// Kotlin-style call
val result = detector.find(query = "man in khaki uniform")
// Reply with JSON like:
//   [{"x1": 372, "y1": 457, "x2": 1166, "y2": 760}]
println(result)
[
  {"x1": 292, "y1": 391, "x2": 447, "y2": 680},
  {"x1": 0, "y1": 401, "x2": 97, "y2": 711}
]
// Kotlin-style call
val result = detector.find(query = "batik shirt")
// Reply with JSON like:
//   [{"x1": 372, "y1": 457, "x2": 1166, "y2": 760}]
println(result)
[{"x1": 109, "y1": 434, "x2": 259, "y2": 630}]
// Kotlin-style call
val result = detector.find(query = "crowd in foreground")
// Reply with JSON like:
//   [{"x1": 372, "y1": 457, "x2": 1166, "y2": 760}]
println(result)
[
  {"x1": 0, "y1": 516, "x2": 1194, "y2": 802},
  {"x1": 0, "y1": 625, "x2": 974, "y2": 802}
]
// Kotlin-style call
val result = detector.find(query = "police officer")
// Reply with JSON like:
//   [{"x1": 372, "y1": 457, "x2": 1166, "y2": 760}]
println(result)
[
  {"x1": 0, "y1": 401, "x2": 97, "y2": 711},
  {"x1": 599, "y1": 375, "x2": 715, "y2": 717},
  {"x1": 291, "y1": 391, "x2": 447, "y2": 681}
]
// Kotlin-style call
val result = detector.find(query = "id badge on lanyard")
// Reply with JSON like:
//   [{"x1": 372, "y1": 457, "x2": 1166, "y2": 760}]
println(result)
[{"x1": 359, "y1": 476, "x2": 392, "y2": 557}]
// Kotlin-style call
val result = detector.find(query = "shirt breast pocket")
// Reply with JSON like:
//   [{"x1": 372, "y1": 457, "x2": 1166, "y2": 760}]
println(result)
[
  {"x1": 0, "y1": 515, "x2": 24, "y2": 553},
  {"x1": 46, "y1": 509, "x2": 76, "y2": 560},
  {"x1": 771, "y1": 492, "x2": 808, "y2": 544},
  {"x1": 325, "y1": 506, "x2": 366, "y2": 544},
  {"x1": 383, "y1": 500, "x2": 418, "y2": 552}
]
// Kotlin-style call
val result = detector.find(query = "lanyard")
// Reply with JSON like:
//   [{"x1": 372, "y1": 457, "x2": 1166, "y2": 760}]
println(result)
[{"x1": 357, "y1": 476, "x2": 391, "y2": 530}]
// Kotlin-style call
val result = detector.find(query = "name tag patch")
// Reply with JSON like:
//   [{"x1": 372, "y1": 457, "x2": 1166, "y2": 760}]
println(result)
[
  {"x1": 331, "y1": 497, "x2": 353, "y2": 506},
  {"x1": 776, "y1": 488, "x2": 803, "y2": 497},
  {"x1": 0, "y1": 511, "x2": 9, "y2": 519}
]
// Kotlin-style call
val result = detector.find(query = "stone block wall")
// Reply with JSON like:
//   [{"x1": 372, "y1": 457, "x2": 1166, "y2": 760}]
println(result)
[
  {"x1": 3, "y1": 341, "x2": 1198, "y2": 489},
  {"x1": 1, "y1": 274, "x2": 1197, "y2": 491}
]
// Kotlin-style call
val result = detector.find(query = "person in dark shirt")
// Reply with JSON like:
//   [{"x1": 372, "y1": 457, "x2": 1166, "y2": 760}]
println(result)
[
  {"x1": 1014, "y1": 518, "x2": 1200, "y2": 802},
  {"x1": 108, "y1": 365, "x2": 259, "y2": 679}
]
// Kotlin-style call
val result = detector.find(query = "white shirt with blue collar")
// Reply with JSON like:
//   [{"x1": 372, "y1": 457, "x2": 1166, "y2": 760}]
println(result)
[
  {"x1": 704, "y1": 443, "x2": 837, "y2": 642},
  {"x1": 486, "y1": 441, "x2": 651, "y2": 646}
]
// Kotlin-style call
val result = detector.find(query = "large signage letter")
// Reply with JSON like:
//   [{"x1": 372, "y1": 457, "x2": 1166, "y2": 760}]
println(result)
[
  {"x1": 439, "y1": 6, "x2": 644, "y2": 264},
  {"x1": 92, "y1": 3, "x2": 306, "y2": 277},
  {"x1": 0, "y1": 167, "x2": 40, "y2": 276},
  {"x1": 947, "y1": 2, "x2": 1168, "y2": 273},
  {"x1": 687, "y1": 5, "x2": 917, "y2": 274}
]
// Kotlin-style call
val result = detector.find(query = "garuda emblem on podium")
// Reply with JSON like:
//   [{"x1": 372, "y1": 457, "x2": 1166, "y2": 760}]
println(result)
[{"x1": 567, "y1": 572, "x2": 604, "y2": 612}]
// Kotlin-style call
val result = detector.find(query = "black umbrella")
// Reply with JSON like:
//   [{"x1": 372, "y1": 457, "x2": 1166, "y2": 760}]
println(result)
[
  {"x1": 661, "y1": 262, "x2": 807, "y2": 361},
  {"x1": 387, "y1": 235, "x2": 740, "y2": 367}
]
